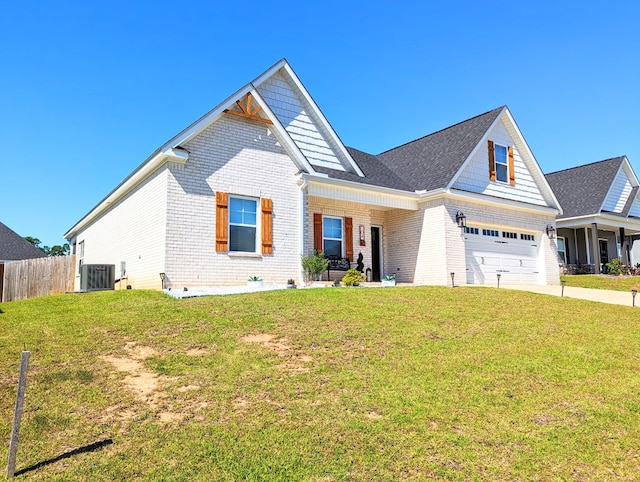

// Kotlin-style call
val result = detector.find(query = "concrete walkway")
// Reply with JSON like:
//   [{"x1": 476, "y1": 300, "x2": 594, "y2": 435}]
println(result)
[{"x1": 503, "y1": 284, "x2": 639, "y2": 308}]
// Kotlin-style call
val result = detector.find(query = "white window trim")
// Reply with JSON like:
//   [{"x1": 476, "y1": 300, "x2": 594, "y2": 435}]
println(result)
[
  {"x1": 323, "y1": 215, "x2": 344, "y2": 257},
  {"x1": 557, "y1": 236, "x2": 567, "y2": 264},
  {"x1": 494, "y1": 143, "x2": 509, "y2": 184},
  {"x1": 229, "y1": 195, "x2": 260, "y2": 254}
]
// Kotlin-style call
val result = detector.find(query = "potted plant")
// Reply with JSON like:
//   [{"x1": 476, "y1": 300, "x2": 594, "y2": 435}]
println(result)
[
  {"x1": 247, "y1": 276, "x2": 263, "y2": 288},
  {"x1": 286, "y1": 278, "x2": 296, "y2": 289},
  {"x1": 381, "y1": 274, "x2": 396, "y2": 287},
  {"x1": 342, "y1": 268, "x2": 366, "y2": 287}
]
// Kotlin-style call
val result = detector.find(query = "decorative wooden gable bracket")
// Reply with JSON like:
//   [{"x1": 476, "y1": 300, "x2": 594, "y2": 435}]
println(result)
[{"x1": 224, "y1": 93, "x2": 273, "y2": 125}]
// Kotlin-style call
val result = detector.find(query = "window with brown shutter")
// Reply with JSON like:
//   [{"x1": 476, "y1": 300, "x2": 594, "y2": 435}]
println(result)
[
  {"x1": 215, "y1": 191, "x2": 228, "y2": 252},
  {"x1": 261, "y1": 198, "x2": 273, "y2": 255},
  {"x1": 313, "y1": 213, "x2": 323, "y2": 253},
  {"x1": 508, "y1": 146, "x2": 515, "y2": 186},
  {"x1": 344, "y1": 217, "x2": 353, "y2": 261},
  {"x1": 488, "y1": 140, "x2": 496, "y2": 181}
]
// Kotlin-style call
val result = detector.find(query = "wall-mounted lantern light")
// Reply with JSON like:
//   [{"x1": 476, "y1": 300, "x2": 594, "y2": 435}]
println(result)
[
  {"x1": 546, "y1": 225, "x2": 556, "y2": 239},
  {"x1": 160, "y1": 272, "x2": 166, "y2": 290},
  {"x1": 456, "y1": 211, "x2": 467, "y2": 228}
]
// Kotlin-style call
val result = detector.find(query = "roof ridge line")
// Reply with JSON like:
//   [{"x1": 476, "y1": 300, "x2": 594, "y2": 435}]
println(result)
[
  {"x1": 377, "y1": 105, "x2": 505, "y2": 156},
  {"x1": 546, "y1": 156, "x2": 625, "y2": 176}
]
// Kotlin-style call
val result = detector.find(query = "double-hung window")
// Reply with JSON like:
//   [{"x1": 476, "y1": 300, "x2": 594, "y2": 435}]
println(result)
[
  {"x1": 557, "y1": 236, "x2": 567, "y2": 264},
  {"x1": 323, "y1": 216, "x2": 343, "y2": 257},
  {"x1": 494, "y1": 144, "x2": 508, "y2": 183},
  {"x1": 229, "y1": 196, "x2": 257, "y2": 252}
]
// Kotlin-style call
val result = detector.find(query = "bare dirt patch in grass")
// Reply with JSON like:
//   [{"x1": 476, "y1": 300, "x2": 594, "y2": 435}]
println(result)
[
  {"x1": 100, "y1": 342, "x2": 208, "y2": 423},
  {"x1": 240, "y1": 333, "x2": 313, "y2": 374}
]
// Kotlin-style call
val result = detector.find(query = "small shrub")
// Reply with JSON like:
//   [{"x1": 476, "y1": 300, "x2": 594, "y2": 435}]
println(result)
[
  {"x1": 248, "y1": 276, "x2": 262, "y2": 282},
  {"x1": 301, "y1": 251, "x2": 329, "y2": 283},
  {"x1": 605, "y1": 258, "x2": 626, "y2": 276},
  {"x1": 342, "y1": 268, "x2": 366, "y2": 286}
]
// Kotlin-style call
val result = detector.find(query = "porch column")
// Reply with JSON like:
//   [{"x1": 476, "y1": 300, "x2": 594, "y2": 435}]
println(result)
[
  {"x1": 584, "y1": 227, "x2": 590, "y2": 265},
  {"x1": 591, "y1": 223, "x2": 601, "y2": 274},
  {"x1": 620, "y1": 227, "x2": 629, "y2": 265}
]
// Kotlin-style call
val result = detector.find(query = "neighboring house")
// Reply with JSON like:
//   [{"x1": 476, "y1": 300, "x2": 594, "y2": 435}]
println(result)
[
  {"x1": 64, "y1": 59, "x2": 562, "y2": 290},
  {"x1": 0, "y1": 222, "x2": 48, "y2": 262},
  {"x1": 546, "y1": 156, "x2": 640, "y2": 273}
]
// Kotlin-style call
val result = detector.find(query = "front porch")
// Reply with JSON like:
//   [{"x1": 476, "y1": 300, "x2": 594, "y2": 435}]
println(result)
[{"x1": 557, "y1": 221, "x2": 640, "y2": 274}]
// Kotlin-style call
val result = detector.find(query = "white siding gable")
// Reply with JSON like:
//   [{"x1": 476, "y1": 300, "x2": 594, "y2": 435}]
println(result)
[
  {"x1": 602, "y1": 166, "x2": 634, "y2": 213},
  {"x1": 629, "y1": 197, "x2": 640, "y2": 218},
  {"x1": 452, "y1": 118, "x2": 548, "y2": 207},
  {"x1": 256, "y1": 70, "x2": 350, "y2": 172}
]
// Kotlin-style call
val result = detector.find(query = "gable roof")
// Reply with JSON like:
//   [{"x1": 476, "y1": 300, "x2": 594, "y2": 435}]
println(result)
[
  {"x1": 375, "y1": 106, "x2": 505, "y2": 191},
  {"x1": 0, "y1": 222, "x2": 48, "y2": 261},
  {"x1": 545, "y1": 157, "x2": 626, "y2": 218}
]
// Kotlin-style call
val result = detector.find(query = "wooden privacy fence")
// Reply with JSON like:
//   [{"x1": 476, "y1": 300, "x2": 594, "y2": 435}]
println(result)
[{"x1": 1, "y1": 255, "x2": 76, "y2": 302}]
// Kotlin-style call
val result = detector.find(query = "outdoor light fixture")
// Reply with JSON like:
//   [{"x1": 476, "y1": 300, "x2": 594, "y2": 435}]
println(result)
[
  {"x1": 632, "y1": 289, "x2": 637, "y2": 307},
  {"x1": 496, "y1": 273, "x2": 501, "y2": 288},
  {"x1": 546, "y1": 225, "x2": 556, "y2": 239},
  {"x1": 160, "y1": 272, "x2": 166, "y2": 290},
  {"x1": 455, "y1": 211, "x2": 467, "y2": 228},
  {"x1": 561, "y1": 280, "x2": 566, "y2": 297},
  {"x1": 450, "y1": 272, "x2": 455, "y2": 287}
]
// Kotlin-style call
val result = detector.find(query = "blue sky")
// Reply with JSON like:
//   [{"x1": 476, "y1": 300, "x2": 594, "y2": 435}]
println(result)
[{"x1": 1, "y1": 1, "x2": 638, "y2": 248}]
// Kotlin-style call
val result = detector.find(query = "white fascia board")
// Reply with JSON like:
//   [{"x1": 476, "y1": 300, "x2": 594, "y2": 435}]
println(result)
[
  {"x1": 64, "y1": 149, "x2": 174, "y2": 239},
  {"x1": 303, "y1": 174, "x2": 419, "y2": 210},
  {"x1": 280, "y1": 63, "x2": 365, "y2": 178},
  {"x1": 501, "y1": 108, "x2": 563, "y2": 212},
  {"x1": 446, "y1": 188, "x2": 561, "y2": 216}
]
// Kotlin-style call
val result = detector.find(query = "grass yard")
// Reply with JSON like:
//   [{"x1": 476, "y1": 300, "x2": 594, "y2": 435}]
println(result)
[
  {"x1": 1, "y1": 287, "x2": 640, "y2": 480},
  {"x1": 562, "y1": 274, "x2": 640, "y2": 292}
]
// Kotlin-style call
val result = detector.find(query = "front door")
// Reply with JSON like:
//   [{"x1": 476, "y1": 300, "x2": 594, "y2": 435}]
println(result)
[
  {"x1": 371, "y1": 227, "x2": 381, "y2": 282},
  {"x1": 599, "y1": 239, "x2": 609, "y2": 268}
]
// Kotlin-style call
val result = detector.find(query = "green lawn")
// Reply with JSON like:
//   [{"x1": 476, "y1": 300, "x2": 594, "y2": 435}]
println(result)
[
  {"x1": 562, "y1": 274, "x2": 640, "y2": 291},
  {"x1": 1, "y1": 287, "x2": 640, "y2": 480}
]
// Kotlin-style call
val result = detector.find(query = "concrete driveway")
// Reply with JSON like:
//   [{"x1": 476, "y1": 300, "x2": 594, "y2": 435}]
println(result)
[{"x1": 503, "y1": 284, "x2": 639, "y2": 308}]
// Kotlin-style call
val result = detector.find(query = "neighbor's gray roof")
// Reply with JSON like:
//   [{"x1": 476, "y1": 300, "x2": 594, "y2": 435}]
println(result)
[
  {"x1": 314, "y1": 106, "x2": 505, "y2": 192},
  {"x1": 0, "y1": 222, "x2": 48, "y2": 261},
  {"x1": 375, "y1": 106, "x2": 505, "y2": 191},
  {"x1": 545, "y1": 157, "x2": 625, "y2": 219}
]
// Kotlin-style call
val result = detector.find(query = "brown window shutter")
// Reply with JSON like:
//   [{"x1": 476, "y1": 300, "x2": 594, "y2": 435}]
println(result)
[
  {"x1": 261, "y1": 197, "x2": 273, "y2": 255},
  {"x1": 344, "y1": 217, "x2": 353, "y2": 261},
  {"x1": 508, "y1": 146, "x2": 515, "y2": 186},
  {"x1": 313, "y1": 213, "x2": 323, "y2": 253},
  {"x1": 488, "y1": 140, "x2": 496, "y2": 181},
  {"x1": 215, "y1": 191, "x2": 228, "y2": 252}
]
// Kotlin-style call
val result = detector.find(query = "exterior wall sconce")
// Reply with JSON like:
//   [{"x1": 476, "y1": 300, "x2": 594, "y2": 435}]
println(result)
[
  {"x1": 632, "y1": 289, "x2": 637, "y2": 307},
  {"x1": 456, "y1": 211, "x2": 467, "y2": 228},
  {"x1": 546, "y1": 225, "x2": 556, "y2": 239},
  {"x1": 160, "y1": 272, "x2": 166, "y2": 290},
  {"x1": 496, "y1": 273, "x2": 501, "y2": 288}
]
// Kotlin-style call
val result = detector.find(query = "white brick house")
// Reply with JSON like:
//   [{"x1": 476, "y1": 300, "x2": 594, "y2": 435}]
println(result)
[{"x1": 64, "y1": 59, "x2": 562, "y2": 290}]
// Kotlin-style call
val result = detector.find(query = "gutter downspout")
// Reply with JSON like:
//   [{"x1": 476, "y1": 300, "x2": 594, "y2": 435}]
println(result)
[{"x1": 298, "y1": 177, "x2": 308, "y2": 286}]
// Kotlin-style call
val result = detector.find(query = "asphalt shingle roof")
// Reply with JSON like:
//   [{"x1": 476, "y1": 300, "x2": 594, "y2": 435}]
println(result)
[
  {"x1": 375, "y1": 106, "x2": 505, "y2": 191},
  {"x1": 313, "y1": 148, "x2": 414, "y2": 191},
  {"x1": 314, "y1": 106, "x2": 505, "y2": 193},
  {"x1": 545, "y1": 157, "x2": 625, "y2": 219},
  {"x1": 0, "y1": 222, "x2": 48, "y2": 261}
]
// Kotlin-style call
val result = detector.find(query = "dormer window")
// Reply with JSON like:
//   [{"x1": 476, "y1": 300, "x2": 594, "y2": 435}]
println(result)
[
  {"x1": 494, "y1": 144, "x2": 508, "y2": 183},
  {"x1": 488, "y1": 140, "x2": 515, "y2": 186}
]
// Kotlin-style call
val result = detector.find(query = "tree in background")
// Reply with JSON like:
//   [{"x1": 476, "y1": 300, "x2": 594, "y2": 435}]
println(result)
[{"x1": 24, "y1": 237, "x2": 70, "y2": 257}]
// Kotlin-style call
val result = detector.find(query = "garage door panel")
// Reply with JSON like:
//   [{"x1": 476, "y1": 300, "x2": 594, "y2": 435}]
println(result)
[{"x1": 464, "y1": 231, "x2": 540, "y2": 285}]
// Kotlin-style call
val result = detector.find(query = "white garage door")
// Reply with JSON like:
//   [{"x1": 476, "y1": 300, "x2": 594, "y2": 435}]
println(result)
[{"x1": 464, "y1": 228, "x2": 540, "y2": 285}]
